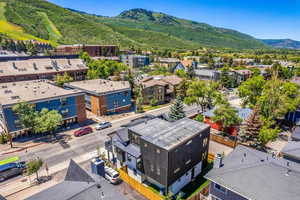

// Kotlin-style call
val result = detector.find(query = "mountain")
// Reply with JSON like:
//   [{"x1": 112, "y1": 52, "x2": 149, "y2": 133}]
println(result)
[
  {"x1": 0, "y1": 0, "x2": 266, "y2": 49},
  {"x1": 260, "y1": 39, "x2": 300, "y2": 49}
]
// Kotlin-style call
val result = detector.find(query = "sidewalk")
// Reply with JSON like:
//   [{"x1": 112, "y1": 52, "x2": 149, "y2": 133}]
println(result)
[{"x1": 1, "y1": 151, "x2": 96, "y2": 198}]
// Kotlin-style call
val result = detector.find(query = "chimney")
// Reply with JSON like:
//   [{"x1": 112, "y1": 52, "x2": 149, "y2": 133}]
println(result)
[{"x1": 214, "y1": 153, "x2": 223, "y2": 168}]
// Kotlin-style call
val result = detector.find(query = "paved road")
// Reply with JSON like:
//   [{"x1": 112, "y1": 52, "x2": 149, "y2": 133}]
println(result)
[{"x1": 0, "y1": 105, "x2": 198, "y2": 187}]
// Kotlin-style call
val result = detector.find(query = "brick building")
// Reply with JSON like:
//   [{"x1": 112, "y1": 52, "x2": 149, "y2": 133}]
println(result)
[
  {"x1": 0, "y1": 80, "x2": 87, "y2": 137},
  {"x1": 0, "y1": 57, "x2": 88, "y2": 83},
  {"x1": 54, "y1": 45, "x2": 119, "y2": 57},
  {"x1": 65, "y1": 79, "x2": 132, "y2": 116}
]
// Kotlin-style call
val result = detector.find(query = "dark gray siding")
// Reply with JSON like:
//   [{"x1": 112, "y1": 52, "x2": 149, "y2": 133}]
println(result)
[
  {"x1": 140, "y1": 139, "x2": 168, "y2": 186},
  {"x1": 167, "y1": 127, "x2": 210, "y2": 185},
  {"x1": 210, "y1": 182, "x2": 248, "y2": 200}
]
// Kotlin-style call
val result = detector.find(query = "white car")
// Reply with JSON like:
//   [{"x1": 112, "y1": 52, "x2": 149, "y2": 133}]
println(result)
[
  {"x1": 104, "y1": 166, "x2": 120, "y2": 184},
  {"x1": 95, "y1": 122, "x2": 112, "y2": 130}
]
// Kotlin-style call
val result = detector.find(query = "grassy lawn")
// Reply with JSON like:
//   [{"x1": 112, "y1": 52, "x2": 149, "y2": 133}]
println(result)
[
  {"x1": 181, "y1": 162, "x2": 213, "y2": 199},
  {"x1": 0, "y1": 156, "x2": 19, "y2": 166},
  {"x1": 143, "y1": 103, "x2": 170, "y2": 112}
]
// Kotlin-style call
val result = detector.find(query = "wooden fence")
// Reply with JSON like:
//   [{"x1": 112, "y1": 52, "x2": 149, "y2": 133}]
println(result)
[
  {"x1": 210, "y1": 133, "x2": 236, "y2": 148},
  {"x1": 187, "y1": 183, "x2": 210, "y2": 200},
  {"x1": 119, "y1": 169, "x2": 163, "y2": 200}
]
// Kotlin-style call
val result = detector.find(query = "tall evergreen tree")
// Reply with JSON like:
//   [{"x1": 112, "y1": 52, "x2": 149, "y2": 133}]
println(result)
[
  {"x1": 241, "y1": 106, "x2": 262, "y2": 140},
  {"x1": 169, "y1": 96, "x2": 186, "y2": 121}
]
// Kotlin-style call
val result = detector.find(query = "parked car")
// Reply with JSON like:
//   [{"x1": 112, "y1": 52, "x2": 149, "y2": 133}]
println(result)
[
  {"x1": 0, "y1": 162, "x2": 26, "y2": 182},
  {"x1": 104, "y1": 166, "x2": 120, "y2": 184},
  {"x1": 74, "y1": 127, "x2": 93, "y2": 137},
  {"x1": 95, "y1": 122, "x2": 112, "y2": 130}
]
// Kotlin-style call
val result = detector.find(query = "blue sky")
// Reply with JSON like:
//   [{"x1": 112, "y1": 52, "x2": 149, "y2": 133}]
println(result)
[{"x1": 48, "y1": 0, "x2": 300, "y2": 40}]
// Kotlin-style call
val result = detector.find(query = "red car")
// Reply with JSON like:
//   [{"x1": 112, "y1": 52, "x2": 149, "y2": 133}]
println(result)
[{"x1": 74, "y1": 127, "x2": 93, "y2": 137}]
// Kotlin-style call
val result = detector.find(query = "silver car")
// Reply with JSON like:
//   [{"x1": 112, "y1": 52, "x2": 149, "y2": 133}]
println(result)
[
  {"x1": 95, "y1": 122, "x2": 112, "y2": 130},
  {"x1": 104, "y1": 166, "x2": 120, "y2": 184}
]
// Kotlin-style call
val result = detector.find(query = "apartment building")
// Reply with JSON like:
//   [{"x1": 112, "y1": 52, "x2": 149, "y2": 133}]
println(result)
[
  {"x1": 0, "y1": 80, "x2": 86, "y2": 136},
  {"x1": 0, "y1": 57, "x2": 87, "y2": 83},
  {"x1": 121, "y1": 55, "x2": 150, "y2": 68},
  {"x1": 54, "y1": 45, "x2": 119, "y2": 57},
  {"x1": 65, "y1": 79, "x2": 132, "y2": 116}
]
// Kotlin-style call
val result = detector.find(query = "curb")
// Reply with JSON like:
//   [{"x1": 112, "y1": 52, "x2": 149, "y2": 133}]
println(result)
[{"x1": 1, "y1": 143, "x2": 44, "y2": 156}]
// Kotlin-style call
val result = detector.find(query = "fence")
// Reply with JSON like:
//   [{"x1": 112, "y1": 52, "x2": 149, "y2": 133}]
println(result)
[
  {"x1": 119, "y1": 169, "x2": 163, "y2": 200},
  {"x1": 187, "y1": 183, "x2": 210, "y2": 200},
  {"x1": 208, "y1": 153, "x2": 215, "y2": 162},
  {"x1": 210, "y1": 133, "x2": 236, "y2": 148}
]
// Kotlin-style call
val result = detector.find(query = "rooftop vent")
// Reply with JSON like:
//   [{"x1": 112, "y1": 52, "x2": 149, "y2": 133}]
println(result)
[
  {"x1": 12, "y1": 62, "x2": 17, "y2": 69},
  {"x1": 33, "y1": 63, "x2": 38, "y2": 70}
]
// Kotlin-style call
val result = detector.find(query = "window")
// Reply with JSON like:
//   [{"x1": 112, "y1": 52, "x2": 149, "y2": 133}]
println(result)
[
  {"x1": 127, "y1": 154, "x2": 132, "y2": 162},
  {"x1": 214, "y1": 183, "x2": 227, "y2": 193},
  {"x1": 202, "y1": 151, "x2": 207, "y2": 160},
  {"x1": 144, "y1": 143, "x2": 148, "y2": 147},
  {"x1": 156, "y1": 149, "x2": 160, "y2": 154},
  {"x1": 150, "y1": 164, "x2": 154, "y2": 172},
  {"x1": 203, "y1": 138, "x2": 208, "y2": 147},
  {"x1": 61, "y1": 98, "x2": 68, "y2": 106},
  {"x1": 157, "y1": 167, "x2": 160, "y2": 175},
  {"x1": 174, "y1": 168, "x2": 180, "y2": 174}
]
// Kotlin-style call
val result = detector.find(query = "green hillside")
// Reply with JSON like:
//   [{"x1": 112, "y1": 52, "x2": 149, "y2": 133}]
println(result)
[{"x1": 0, "y1": 0, "x2": 267, "y2": 50}]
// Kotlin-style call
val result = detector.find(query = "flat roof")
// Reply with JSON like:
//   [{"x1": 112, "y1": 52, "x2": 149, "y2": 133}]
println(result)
[
  {"x1": 0, "y1": 58, "x2": 87, "y2": 77},
  {"x1": 129, "y1": 118, "x2": 209, "y2": 150},
  {"x1": 205, "y1": 145, "x2": 300, "y2": 200},
  {"x1": 0, "y1": 80, "x2": 83, "y2": 106},
  {"x1": 66, "y1": 79, "x2": 130, "y2": 95}
]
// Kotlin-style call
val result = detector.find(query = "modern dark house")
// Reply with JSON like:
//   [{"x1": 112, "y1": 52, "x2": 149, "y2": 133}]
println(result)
[
  {"x1": 65, "y1": 79, "x2": 132, "y2": 116},
  {"x1": 26, "y1": 160, "x2": 127, "y2": 200},
  {"x1": 107, "y1": 117, "x2": 210, "y2": 195},
  {"x1": 0, "y1": 80, "x2": 86, "y2": 137},
  {"x1": 205, "y1": 145, "x2": 300, "y2": 200}
]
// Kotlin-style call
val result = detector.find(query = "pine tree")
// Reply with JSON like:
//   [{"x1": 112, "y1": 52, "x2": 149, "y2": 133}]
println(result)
[
  {"x1": 169, "y1": 96, "x2": 186, "y2": 121},
  {"x1": 242, "y1": 106, "x2": 262, "y2": 140}
]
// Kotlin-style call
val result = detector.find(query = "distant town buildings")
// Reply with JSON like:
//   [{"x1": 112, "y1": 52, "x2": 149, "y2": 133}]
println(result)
[
  {"x1": 121, "y1": 55, "x2": 150, "y2": 68},
  {"x1": 173, "y1": 60, "x2": 197, "y2": 72},
  {"x1": 140, "y1": 75, "x2": 183, "y2": 104},
  {"x1": 54, "y1": 45, "x2": 119, "y2": 57},
  {"x1": 107, "y1": 117, "x2": 210, "y2": 195},
  {"x1": 0, "y1": 57, "x2": 88, "y2": 83},
  {"x1": 0, "y1": 80, "x2": 86, "y2": 136},
  {"x1": 65, "y1": 79, "x2": 132, "y2": 116}
]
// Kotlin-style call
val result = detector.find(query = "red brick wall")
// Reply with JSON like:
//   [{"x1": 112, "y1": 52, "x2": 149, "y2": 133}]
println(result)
[
  {"x1": 76, "y1": 95, "x2": 87, "y2": 123},
  {"x1": 204, "y1": 117, "x2": 238, "y2": 136}
]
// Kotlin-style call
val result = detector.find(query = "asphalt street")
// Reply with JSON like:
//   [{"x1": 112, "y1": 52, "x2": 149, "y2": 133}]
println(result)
[{"x1": 0, "y1": 104, "x2": 198, "y2": 187}]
